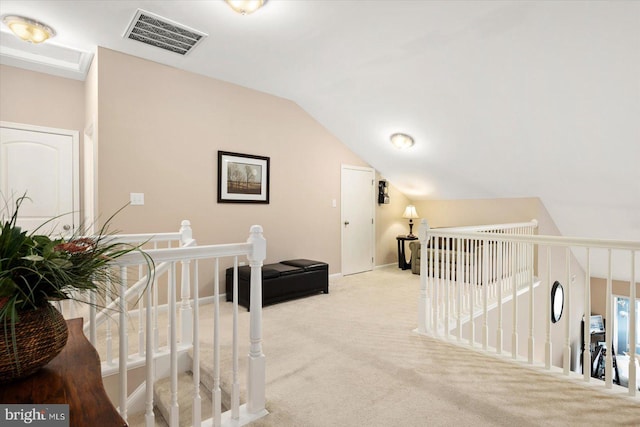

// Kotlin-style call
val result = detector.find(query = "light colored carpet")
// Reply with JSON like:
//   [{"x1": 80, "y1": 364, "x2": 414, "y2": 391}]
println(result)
[
  {"x1": 195, "y1": 266, "x2": 639, "y2": 427},
  {"x1": 105, "y1": 266, "x2": 639, "y2": 426}
]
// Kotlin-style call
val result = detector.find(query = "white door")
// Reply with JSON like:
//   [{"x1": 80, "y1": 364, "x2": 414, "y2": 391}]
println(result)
[
  {"x1": 0, "y1": 123, "x2": 79, "y2": 235},
  {"x1": 341, "y1": 165, "x2": 375, "y2": 275}
]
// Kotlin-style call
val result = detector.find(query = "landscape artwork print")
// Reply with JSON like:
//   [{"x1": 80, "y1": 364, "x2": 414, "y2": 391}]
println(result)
[{"x1": 217, "y1": 151, "x2": 270, "y2": 204}]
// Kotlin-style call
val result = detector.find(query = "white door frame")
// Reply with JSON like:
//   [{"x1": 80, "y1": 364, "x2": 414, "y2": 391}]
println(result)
[
  {"x1": 0, "y1": 121, "x2": 80, "y2": 229},
  {"x1": 341, "y1": 164, "x2": 376, "y2": 275}
]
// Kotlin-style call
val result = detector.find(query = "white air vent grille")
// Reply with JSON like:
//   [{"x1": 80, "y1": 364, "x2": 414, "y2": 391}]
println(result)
[{"x1": 124, "y1": 9, "x2": 207, "y2": 55}]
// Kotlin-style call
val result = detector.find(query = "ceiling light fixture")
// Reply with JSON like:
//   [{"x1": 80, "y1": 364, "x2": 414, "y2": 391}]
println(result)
[
  {"x1": 2, "y1": 15, "x2": 56, "y2": 44},
  {"x1": 225, "y1": 0, "x2": 267, "y2": 15},
  {"x1": 390, "y1": 133, "x2": 415, "y2": 149}
]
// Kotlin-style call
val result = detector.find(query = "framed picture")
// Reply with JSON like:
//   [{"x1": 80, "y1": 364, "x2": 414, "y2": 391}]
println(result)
[
  {"x1": 589, "y1": 315, "x2": 605, "y2": 334},
  {"x1": 217, "y1": 151, "x2": 270, "y2": 204}
]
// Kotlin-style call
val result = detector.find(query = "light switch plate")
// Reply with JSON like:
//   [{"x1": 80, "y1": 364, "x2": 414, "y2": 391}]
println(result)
[{"x1": 130, "y1": 193, "x2": 144, "y2": 205}]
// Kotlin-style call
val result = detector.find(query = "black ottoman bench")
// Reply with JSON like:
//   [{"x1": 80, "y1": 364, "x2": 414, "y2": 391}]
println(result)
[{"x1": 225, "y1": 259, "x2": 329, "y2": 310}]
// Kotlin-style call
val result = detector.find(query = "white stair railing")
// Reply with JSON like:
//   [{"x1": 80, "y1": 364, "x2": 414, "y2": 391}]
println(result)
[
  {"x1": 109, "y1": 225, "x2": 268, "y2": 427},
  {"x1": 417, "y1": 218, "x2": 639, "y2": 397}
]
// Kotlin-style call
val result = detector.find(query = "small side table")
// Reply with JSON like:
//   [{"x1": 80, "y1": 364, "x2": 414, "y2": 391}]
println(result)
[{"x1": 396, "y1": 235, "x2": 418, "y2": 270}]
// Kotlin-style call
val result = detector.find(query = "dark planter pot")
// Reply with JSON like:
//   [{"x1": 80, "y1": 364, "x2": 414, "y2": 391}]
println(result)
[{"x1": 0, "y1": 304, "x2": 69, "y2": 383}]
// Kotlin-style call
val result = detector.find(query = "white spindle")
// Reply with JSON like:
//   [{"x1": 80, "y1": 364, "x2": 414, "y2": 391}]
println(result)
[
  {"x1": 145, "y1": 262, "x2": 155, "y2": 427},
  {"x1": 232, "y1": 257, "x2": 240, "y2": 420},
  {"x1": 583, "y1": 248, "x2": 591, "y2": 380},
  {"x1": 456, "y1": 237, "x2": 463, "y2": 341},
  {"x1": 418, "y1": 220, "x2": 429, "y2": 334},
  {"x1": 106, "y1": 277, "x2": 113, "y2": 365},
  {"x1": 213, "y1": 259, "x2": 222, "y2": 427},
  {"x1": 169, "y1": 262, "x2": 179, "y2": 426},
  {"x1": 444, "y1": 238, "x2": 450, "y2": 338},
  {"x1": 180, "y1": 259, "x2": 193, "y2": 345},
  {"x1": 153, "y1": 265, "x2": 159, "y2": 353},
  {"x1": 119, "y1": 268, "x2": 128, "y2": 421},
  {"x1": 138, "y1": 264, "x2": 144, "y2": 357},
  {"x1": 528, "y1": 242, "x2": 535, "y2": 364},
  {"x1": 605, "y1": 249, "x2": 613, "y2": 387},
  {"x1": 89, "y1": 290, "x2": 96, "y2": 346},
  {"x1": 563, "y1": 248, "x2": 571, "y2": 375},
  {"x1": 496, "y1": 241, "x2": 503, "y2": 355},
  {"x1": 429, "y1": 235, "x2": 435, "y2": 332},
  {"x1": 545, "y1": 247, "x2": 552, "y2": 370},
  {"x1": 482, "y1": 238, "x2": 489, "y2": 350},
  {"x1": 512, "y1": 240, "x2": 518, "y2": 359},
  {"x1": 433, "y1": 237, "x2": 440, "y2": 336},
  {"x1": 629, "y1": 251, "x2": 637, "y2": 396},
  {"x1": 192, "y1": 260, "x2": 201, "y2": 427}
]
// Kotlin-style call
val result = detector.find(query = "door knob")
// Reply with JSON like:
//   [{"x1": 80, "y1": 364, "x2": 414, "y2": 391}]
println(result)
[
  {"x1": 63, "y1": 224, "x2": 71, "y2": 231},
  {"x1": 344, "y1": 221, "x2": 350, "y2": 226}
]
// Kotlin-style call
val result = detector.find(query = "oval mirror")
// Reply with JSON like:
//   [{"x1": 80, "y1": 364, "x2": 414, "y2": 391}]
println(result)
[{"x1": 551, "y1": 281, "x2": 564, "y2": 323}]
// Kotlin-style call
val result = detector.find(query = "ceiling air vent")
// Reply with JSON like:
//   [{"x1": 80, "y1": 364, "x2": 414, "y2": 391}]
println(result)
[{"x1": 123, "y1": 9, "x2": 207, "y2": 55}]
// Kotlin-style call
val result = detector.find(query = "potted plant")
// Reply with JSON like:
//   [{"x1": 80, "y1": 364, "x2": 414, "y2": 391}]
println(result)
[{"x1": 0, "y1": 195, "x2": 152, "y2": 383}]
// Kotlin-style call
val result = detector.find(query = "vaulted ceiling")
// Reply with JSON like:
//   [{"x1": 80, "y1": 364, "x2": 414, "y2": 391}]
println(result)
[{"x1": 1, "y1": 1, "x2": 639, "y2": 248}]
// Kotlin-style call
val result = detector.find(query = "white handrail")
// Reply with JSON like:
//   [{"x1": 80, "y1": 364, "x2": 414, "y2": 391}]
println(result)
[
  {"x1": 107, "y1": 225, "x2": 267, "y2": 426},
  {"x1": 418, "y1": 218, "x2": 639, "y2": 397}
]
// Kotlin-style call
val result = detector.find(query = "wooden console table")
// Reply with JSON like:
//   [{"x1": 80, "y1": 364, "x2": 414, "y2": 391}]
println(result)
[{"x1": 0, "y1": 318, "x2": 126, "y2": 427}]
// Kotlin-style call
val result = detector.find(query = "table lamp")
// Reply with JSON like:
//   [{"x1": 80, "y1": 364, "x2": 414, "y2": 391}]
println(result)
[{"x1": 402, "y1": 205, "x2": 419, "y2": 237}]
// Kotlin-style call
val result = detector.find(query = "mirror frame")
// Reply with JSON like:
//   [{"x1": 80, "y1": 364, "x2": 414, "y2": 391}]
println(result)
[{"x1": 551, "y1": 280, "x2": 564, "y2": 323}]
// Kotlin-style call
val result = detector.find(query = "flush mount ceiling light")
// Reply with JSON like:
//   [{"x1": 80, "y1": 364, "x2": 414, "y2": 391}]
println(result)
[
  {"x1": 2, "y1": 15, "x2": 56, "y2": 44},
  {"x1": 225, "y1": 0, "x2": 267, "y2": 15},
  {"x1": 390, "y1": 133, "x2": 415, "y2": 149}
]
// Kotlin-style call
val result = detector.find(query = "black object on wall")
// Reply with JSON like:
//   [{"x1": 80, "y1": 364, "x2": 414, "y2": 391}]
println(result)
[{"x1": 378, "y1": 180, "x2": 389, "y2": 204}]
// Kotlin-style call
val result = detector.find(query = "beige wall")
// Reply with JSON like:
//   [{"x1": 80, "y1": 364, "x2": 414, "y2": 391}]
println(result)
[
  {"x1": 0, "y1": 65, "x2": 85, "y2": 133},
  {"x1": 95, "y1": 48, "x2": 368, "y2": 286},
  {"x1": 411, "y1": 197, "x2": 541, "y2": 229}
]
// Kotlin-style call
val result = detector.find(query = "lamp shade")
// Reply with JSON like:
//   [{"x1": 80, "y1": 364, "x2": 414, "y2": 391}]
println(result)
[{"x1": 402, "y1": 205, "x2": 419, "y2": 219}]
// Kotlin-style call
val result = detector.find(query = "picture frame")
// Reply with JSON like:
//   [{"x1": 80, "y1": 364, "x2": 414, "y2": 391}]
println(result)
[
  {"x1": 217, "y1": 151, "x2": 270, "y2": 204},
  {"x1": 589, "y1": 315, "x2": 605, "y2": 334}
]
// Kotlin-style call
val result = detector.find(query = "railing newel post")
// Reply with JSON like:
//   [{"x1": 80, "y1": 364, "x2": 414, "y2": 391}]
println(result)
[
  {"x1": 247, "y1": 225, "x2": 267, "y2": 415},
  {"x1": 418, "y1": 219, "x2": 430, "y2": 334}
]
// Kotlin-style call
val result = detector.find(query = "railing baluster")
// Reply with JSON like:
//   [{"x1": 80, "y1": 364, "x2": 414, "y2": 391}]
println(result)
[
  {"x1": 563, "y1": 247, "x2": 572, "y2": 375},
  {"x1": 545, "y1": 246, "x2": 552, "y2": 370},
  {"x1": 512, "y1": 240, "x2": 518, "y2": 359},
  {"x1": 232, "y1": 257, "x2": 240, "y2": 420},
  {"x1": 418, "y1": 220, "x2": 428, "y2": 334},
  {"x1": 528, "y1": 241, "x2": 535, "y2": 364},
  {"x1": 106, "y1": 276, "x2": 113, "y2": 365},
  {"x1": 456, "y1": 237, "x2": 463, "y2": 341},
  {"x1": 496, "y1": 241, "x2": 503, "y2": 355},
  {"x1": 138, "y1": 264, "x2": 144, "y2": 357},
  {"x1": 213, "y1": 259, "x2": 221, "y2": 427},
  {"x1": 605, "y1": 249, "x2": 613, "y2": 387},
  {"x1": 180, "y1": 258, "x2": 193, "y2": 345},
  {"x1": 583, "y1": 248, "x2": 591, "y2": 380},
  {"x1": 192, "y1": 260, "x2": 201, "y2": 427},
  {"x1": 433, "y1": 237, "x2": 440, "y2": 336},
  {"x1": 444, "y1": 237, "x2": 450, "y2": 338},
  {"x1": 145, "y1": 261, "x2": 155, "y2": 427},
  {"x1": 169, "y1": 262, "x2": 179, "y2": 426},
  {"x1": 89, "y1": 290, "x2": 96, "y2": 347},
  {"x1": 482, "y1": 238, "x2": 489, "y2": 350},
  {"x1": 629, "y1": 250, "x2": 637, "y2": 396},
  {"x1": 469, "y1": 240, "x2": 476, "y2": 347},
  {"x1": 119, "y1": 267, "x2": 128, "y2": 422}
]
